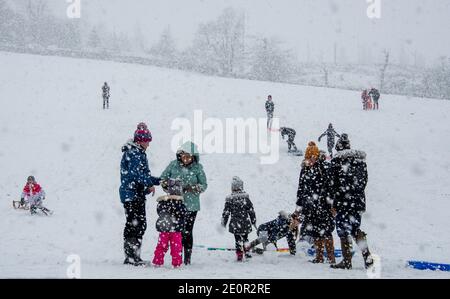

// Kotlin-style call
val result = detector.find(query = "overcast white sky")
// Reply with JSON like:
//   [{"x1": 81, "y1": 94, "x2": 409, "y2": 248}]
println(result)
[{"x1": 43, "y1": 0, "x2": 450, "y2": 65}]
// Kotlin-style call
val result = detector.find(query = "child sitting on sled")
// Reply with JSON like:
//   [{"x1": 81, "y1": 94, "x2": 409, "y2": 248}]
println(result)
[
  {"x1": 20, "y1": 176, "x2": 51, "y2": 215},
  {"x1": 152, "y1": 178, "x2": 187, "y2": 268},
  {"x1": 245, "y1": 211, "x2": 300, "y2": 256},
  {"x1": 221, "y1": 176, "x2": 257, "y2": 262}
]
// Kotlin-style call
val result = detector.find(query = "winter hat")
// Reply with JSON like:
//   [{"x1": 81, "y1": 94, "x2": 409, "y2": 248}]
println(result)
[
  {"x1": 134, "y1": 128, "x2": 152, "y2": 143},
  {"x1": 137, "y1": 122, "x2": 148, "y2": 130},
  {"x1": 335, "y1": 133, "x2": 351, "y2": 151},
  {"x1": 231, "y1": 176, "x2": 244, "y2": 192},
  {"x1": 304, "y1": 141, "x2": 320, "y2": 160},
  {"x1": 27, "y1": 175, "x2": 35, "y2": 183}
]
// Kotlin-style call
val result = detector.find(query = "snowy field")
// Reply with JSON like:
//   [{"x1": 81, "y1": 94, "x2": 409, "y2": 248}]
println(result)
[{"x1": 0, "y1": 51, "x2": 449, "y2": 278}]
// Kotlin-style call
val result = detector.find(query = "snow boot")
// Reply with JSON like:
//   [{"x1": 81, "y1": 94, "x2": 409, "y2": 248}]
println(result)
[
  {"x1": 330, "y1": 237, "x2": 352, "y2": 270},
  {"x1": 184, "y1": 248, "x2": 192, "y2": 265},
  {"x1": 356, "y1": 230, "x2": 374, "y2": 269},
  {"x1": 311, "y1": 238, "x2": 325, "y2": 264},
  {"x1": 236, "y1": 250, "x2": 243, "y2": 262},
  {"x1": 124, "y1": 238, "x2": 147, "y2": 266},
  {"x1": 324, "y1": 237, "x2": 336, "y2": 265}
]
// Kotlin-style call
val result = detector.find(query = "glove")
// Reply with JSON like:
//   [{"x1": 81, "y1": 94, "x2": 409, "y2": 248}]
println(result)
[{"x1": 183, "y1": 185, "x2": 201, "y2": 194}]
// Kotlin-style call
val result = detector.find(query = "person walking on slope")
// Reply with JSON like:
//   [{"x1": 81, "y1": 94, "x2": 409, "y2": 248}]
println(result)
[
  {"x1": 102, "y1": 82, "x2": 110, "y2": 109},
  {"x1": 152, "y1": 178, "x2": 186, "y2": 268},
  {"x1": 318, "y1": 123, "x2": 341, "y2": 158},
  {"x1": 294, "y1": 142, "x2": 335, "y2": 264},
  {"x1": 280, "y1": 127, "x2": 298, "y2": 152},
  {"x1": 119, "y1": 123, "x2": 160, "y2": 266},
  {"x1": 20, "y1": 176, "x2": 51, "y2": 215},
  {"x1": 221, "y1": 176, "x2": 257, "y2": 262},
  {"x1": 329, "y1": 134, "x2": 374, "y2": 270},
  {"x1": 160, "y1": 141, "x2": 208, "y2": 265},
  {"x1": 265, "y1": 95, "x2": 275, "y2": 129},
  {"x1": 369, "y1": 88, "x2": 380, "y2": 110},
  {"x1": 361, "y1": 90, "x2": 370, "y2": 110}
]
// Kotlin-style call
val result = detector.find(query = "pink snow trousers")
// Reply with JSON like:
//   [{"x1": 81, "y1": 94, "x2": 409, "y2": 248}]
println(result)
[{"x1": 152, "y1": 232, "x2": 183, "y2": 267}]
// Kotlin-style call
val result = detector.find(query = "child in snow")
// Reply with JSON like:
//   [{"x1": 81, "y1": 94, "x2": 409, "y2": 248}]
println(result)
[
  {"x1": 221, "y1": 176, "x2": 257, "y2": 262},
  {"x1": 280, "y1": 127, "x2": 298, "y2": 152},
  {"x1": 152, "y1": 178, "x2": 187, "y2": 268},
  {"x1": 20, "y1": 176, "x2": 50, "y2": 215},
  {"x1": 318, "y1": 124, "x2": 341, "y2": 158},
  {"x1": 246, "y1": 211, "x2": 299, "y2": 255}
]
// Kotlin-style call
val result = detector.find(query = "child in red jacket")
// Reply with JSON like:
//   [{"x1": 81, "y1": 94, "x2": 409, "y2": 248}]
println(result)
[{"x1": 21, "y1": 176, "x2": 51, "y2": 215}]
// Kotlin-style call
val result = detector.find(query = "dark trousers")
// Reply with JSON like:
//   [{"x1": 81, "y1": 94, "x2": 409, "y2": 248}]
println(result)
[
  {"x1": 373, "y1": 99, "x2": 379, "y2": 110},
  {"x1": 327, "y1": 141, "x2": 334, "y2": 157},
  {"x1": 287, "y1": 137, "x2": 297, "y2": 151},
  {"x1": 336, "y1": 211, "x2": 362, "y2": 239},
  {"x1": 123, "y1": 199, "x2": 147, "y2": 241},
  {"x1": 234, "y1": 234, "x2": 249, "y2": 252},
  {"x1": 182, "y1": 211, "x2": 197, "y2": 250},
  {"x1": 103, "y1": 96, "x2": 109, "y2": 109}
]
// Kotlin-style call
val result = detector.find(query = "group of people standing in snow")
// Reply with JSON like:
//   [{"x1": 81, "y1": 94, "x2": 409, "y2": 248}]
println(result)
[
  {"x1": 118, "y1": 92, "x2": 374, "y2": 271},
  {"x1": 361, "y1": 88, "x2": 381, "y2": 110},
  {"x1": 119, "y1": 122, "x2": 207, "y2": 268}
]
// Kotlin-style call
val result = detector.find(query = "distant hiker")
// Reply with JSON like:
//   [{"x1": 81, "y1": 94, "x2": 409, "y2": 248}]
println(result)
[
  {"x1": 294, "y1": 142, "x2": 335, "y2": 264},
  {"x1": 361, "y1": 90, "x2": 371, "y2": 110},
  {"x1": 152, "y1": 178, "x2": 186, "y2": 268},
  {"x1": 329, "y1": 134, "x2": 374, "y2": 270},
  {"x1": 21, "y1": 176, "x2": 51, "y2": 215},
  {"x1": 120, "y1": 124, "x2": 160, "y2": 266},
  {"x1": 280, "y1": 127, "x2": 298, "y2": 152},
  {"x1": 221, "y1": 176, "x2": 257, "y2": 262},
  {"x1": 102, "y1": 82, "x2": 110, "y2": 109},
  {"x1": 318, "y1": 123, "x2": 341, "y2": 157},
  {"x1": 369, "y1": 88, "x2": 380, "y2": 110},
  {"x1": 160, "y1": 141, "x2": 208, "y2": 265},
  {"x1": 246, "y1": 211, "x2": 299, "y2": 256},
  {"x1": 265, "y1": 95, "x2": 275, "y2": 129}
]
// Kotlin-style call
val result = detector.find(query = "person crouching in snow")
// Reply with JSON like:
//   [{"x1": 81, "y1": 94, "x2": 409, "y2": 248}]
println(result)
[
  {"x1": 152, "y1": 178, "x2": 187, "y2": 268},
  {"x1": 294, "y1": 142, "x2": 336, "y2": 264},
  {"x1": 21, "y1": 176, "x2": 50, "y2": 215},
  {"x1": 221, "y1": 176, "x2": 257, "y2": 262},
  {"x1": 246, "y1": 211, "x2": 300, "y2": 255}
]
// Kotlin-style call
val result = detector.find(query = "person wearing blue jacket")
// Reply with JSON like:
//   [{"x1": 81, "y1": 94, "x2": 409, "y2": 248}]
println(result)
[{"x1": 119, "y1": 124, "x2": 160, "y2": 266}]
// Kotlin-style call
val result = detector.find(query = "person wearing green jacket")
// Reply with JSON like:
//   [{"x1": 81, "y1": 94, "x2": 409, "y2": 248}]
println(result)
[{"x1": 160, "y1": 141, "x2": 207, "y2": 265}]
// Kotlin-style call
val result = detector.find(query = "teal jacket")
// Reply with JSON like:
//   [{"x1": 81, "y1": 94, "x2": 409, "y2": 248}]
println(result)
[{"x1": 160, "y1": 142, "x2": 207, "y2": 212}]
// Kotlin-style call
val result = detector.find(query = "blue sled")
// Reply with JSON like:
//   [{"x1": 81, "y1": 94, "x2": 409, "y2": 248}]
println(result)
[{"x1": 407, "y1": 261, "x2": 450, "y2": 272}]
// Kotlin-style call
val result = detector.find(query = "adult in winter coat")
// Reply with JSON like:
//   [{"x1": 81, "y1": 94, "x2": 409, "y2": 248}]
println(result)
[
  {"x1": 21, "y1": 175, "x2": 51, "y2": 215},
  {"x1": 119, "y1": 124, "x2": 160, "y2": 266},
  {"x1": 318, "y1": 123, "x2": 341, "y2": 157},
  {"x1": 265, "y1": 95, "x2": 275, "y2": 129},
  {"x1": 329, "y1": 134, "x2": 374, "y2": 270},
  {"x1": 221, "y1": 176, "x2": 257, "y2": 261},
  {"x1": 280, "y1": 127, "x2": 298, "y2": 152},
  {"x1": 152, "y1": 178, "x2": 187, "y2": 268},
  {"x1": 246, "y1": 211, "x2": 299, "y2": 255},
  {"x1": 160, "y1": 141, "x2": 207, "y2": 265},
  {"x1": 295, "y1": 142, "x2": 335, "y2": 264},
  {"x1": 102, "y1": 82, "x2": 110, "y2": 109},
  {"x1": 369, "y1": 88, "x2": 380, "y2": 110}
]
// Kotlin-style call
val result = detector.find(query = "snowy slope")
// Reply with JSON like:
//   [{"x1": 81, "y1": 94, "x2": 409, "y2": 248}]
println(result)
[{"x1": 0, "y1": 51, "x2": 449, "y2": 278}]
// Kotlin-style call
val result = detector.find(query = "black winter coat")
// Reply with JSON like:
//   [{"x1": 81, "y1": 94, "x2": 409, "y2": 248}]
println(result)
[
  {"x1": 222, "y1": 191, "x2": 256, "y2": 234},
  {"x1": 280, "y1": 127, "x2": 296, "y2": 140},
  {"x1": 296, "y1": 160, "x2": 335, "y2": 238},
  {"x1": 319, "y1": 128, "x2": 340, "y2": 147},
  {"x1": 265, "y1": 100, "x2": 274, "y2": 114},
  {"x1": 155, "y1": 195, "x2": 187, "y2": 232},
  {"x1": 330, "y1": 149, "x2": 368, "y2": 213},
  {"x1": 257, "y1": 213, "x2": 297, "y2": 254}
]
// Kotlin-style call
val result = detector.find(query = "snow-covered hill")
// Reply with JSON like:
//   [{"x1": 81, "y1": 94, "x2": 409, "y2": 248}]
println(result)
[{"x1": 0, "y1": 51, "x2": 449, "y2": 278}]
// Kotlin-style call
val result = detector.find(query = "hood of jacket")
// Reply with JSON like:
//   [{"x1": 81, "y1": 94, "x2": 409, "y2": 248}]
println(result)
[
  {"x1": 334, "y1": 149, "x2": 366, "y2": 161},
  {"x1": 176, "y1": 141, "x2": 200, "y2": 163}
]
